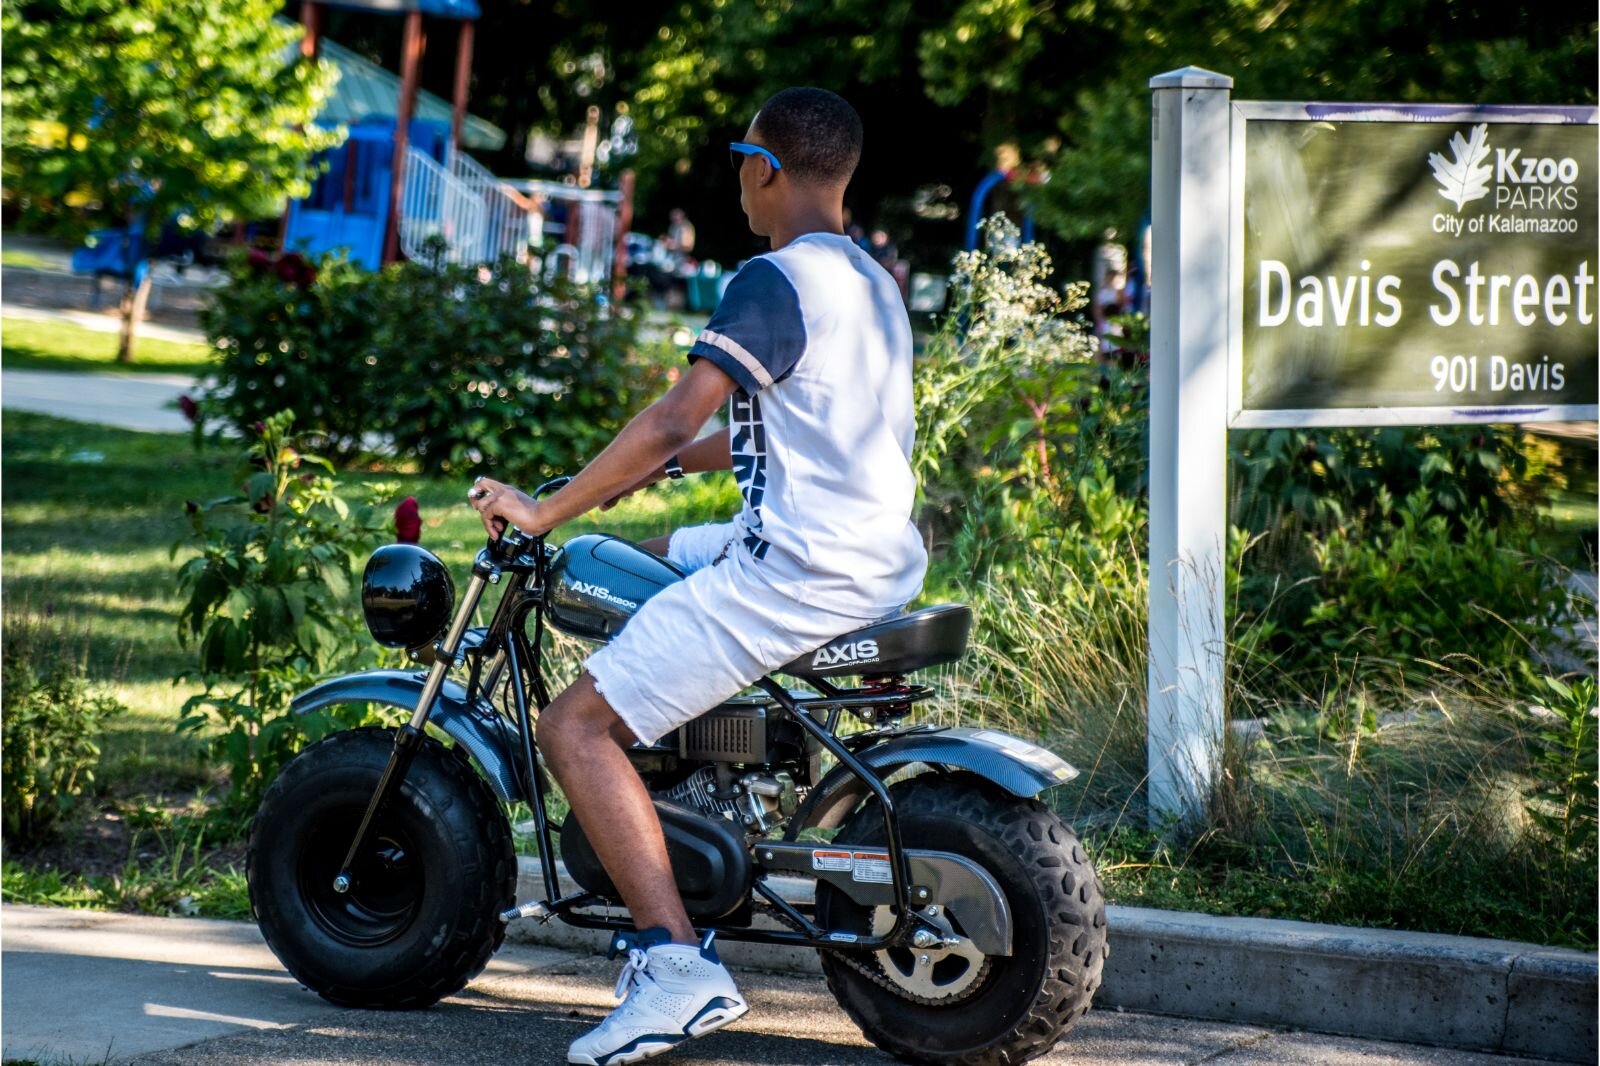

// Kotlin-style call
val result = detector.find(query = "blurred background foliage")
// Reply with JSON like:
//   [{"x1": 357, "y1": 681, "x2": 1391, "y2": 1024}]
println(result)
[
  {"x1": 287, "y1": 0, "x2": 1596, "y2": 267},
  {"x1": 2, "y1": 0, "x2": 340, "y2": 237}
]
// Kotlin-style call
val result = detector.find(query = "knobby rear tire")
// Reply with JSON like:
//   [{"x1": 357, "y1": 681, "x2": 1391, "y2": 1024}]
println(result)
[
  {"x1": 816, "y1": 773, "x2": 1108, "y2": 1066},
  {"x1": 248, "y1": 726, "x2": 517, "y2": 1010}
]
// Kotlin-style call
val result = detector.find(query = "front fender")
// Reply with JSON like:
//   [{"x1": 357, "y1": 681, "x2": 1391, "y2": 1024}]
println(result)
[
  {"x1": 291, "y1": 670, "x2": 526, "y2": 804},
  {"x1": 785, "y1": 726, "x2": 1078, "y2": 839}
]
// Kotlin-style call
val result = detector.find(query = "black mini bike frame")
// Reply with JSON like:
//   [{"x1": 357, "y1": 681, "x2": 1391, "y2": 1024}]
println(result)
[{"x1": 334, "y1": 479, "x2": 932, "y2": 956}]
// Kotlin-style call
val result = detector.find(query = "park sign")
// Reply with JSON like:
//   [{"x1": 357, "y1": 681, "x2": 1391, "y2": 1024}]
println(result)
[
  {"x1": 1230, "y1": 103, "x2": 1598, "y2": 427},
  {"x1": 1146, "y1": 71, "x2": 1597, "y2": 831}
]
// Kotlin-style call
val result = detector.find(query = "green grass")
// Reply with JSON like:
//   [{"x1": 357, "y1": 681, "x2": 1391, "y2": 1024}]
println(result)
[
  {"x1": 1, "y1": 848, "x2": 250, "y2": 921},
  {"x1": 1, "y1": 247, "x2": 58, "y2": 270},
  {"x1": 5, "y1": 412, "x2": 1593, "y2": 948},
  {"x1": 1, "y1": 315, "x2": 214, "y2": 375},
  {"x1": 1, "y1": 411, "x2": 738, "y2": 916},
  {"x1": 1, "y1": 411, "x2": 739, "y2": 793}
]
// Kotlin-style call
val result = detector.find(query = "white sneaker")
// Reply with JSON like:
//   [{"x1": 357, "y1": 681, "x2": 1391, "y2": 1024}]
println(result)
[{"x1": 567, "y1": 928, "x2": 749, "y2": 1066}]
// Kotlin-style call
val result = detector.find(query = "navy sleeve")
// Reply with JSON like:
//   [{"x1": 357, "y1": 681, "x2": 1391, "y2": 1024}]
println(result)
[{"x1": 687, "y1": 258, "x2": 807, "y2": 393}]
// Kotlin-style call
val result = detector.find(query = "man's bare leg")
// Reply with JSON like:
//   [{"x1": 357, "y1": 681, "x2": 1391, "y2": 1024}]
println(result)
[{"x1": 538, "y1": 671, "x2": 696, "y2": 944}]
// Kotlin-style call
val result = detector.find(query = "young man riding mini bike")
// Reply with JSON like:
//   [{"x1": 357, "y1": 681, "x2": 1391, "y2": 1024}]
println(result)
[
  {"x1": 252, "y1": 84, "x2": 1104, "y2": 1066},
  {"x1": 468, "y1": 87, "x2": 930, "y2": 1064}
]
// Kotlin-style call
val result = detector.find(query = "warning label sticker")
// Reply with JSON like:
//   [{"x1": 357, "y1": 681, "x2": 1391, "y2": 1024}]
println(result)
[
  {"x1": 811, "y1": 849, "x2": 852, "y2": 873},
  {"x1": 851, "y1": 852, "x2": 893, "y2": 884}
]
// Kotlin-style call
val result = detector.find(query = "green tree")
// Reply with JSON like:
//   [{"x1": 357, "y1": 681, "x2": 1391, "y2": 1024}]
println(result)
[
  {"x1": 1, "y1": 0, "x2": 340, "y2": 361},
  {"x1": 917, "y1": 0, "x2": 1598, "y2": 242},
  {"x1": 616, "y1": 0, "x2": 1595, "y2": 254}
]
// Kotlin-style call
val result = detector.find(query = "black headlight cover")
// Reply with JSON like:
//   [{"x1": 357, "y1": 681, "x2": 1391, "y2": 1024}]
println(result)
[{"x1": 361, "y1": 544, "x2": 456, "y2": 649}]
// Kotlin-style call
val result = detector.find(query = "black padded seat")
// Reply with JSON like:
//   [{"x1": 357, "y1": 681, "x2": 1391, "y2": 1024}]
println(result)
[{"x1": 780, "y1": 604, "x2": 972, "y2": 678}]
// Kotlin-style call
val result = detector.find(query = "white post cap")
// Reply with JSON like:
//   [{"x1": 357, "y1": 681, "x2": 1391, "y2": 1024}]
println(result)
[{"x1": 1149, "y1": 66, "x2": 1234, "y2": 90}]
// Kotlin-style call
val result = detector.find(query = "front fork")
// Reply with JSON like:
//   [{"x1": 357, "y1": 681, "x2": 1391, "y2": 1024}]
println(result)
[{"x1": 331, "y1": 571, "x2": 491, "y2": 895}]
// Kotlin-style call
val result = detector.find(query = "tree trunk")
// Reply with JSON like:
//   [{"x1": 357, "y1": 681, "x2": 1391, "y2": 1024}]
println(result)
[{"x1": 116, "y1": 271, "x2": 153, "y2": 363}]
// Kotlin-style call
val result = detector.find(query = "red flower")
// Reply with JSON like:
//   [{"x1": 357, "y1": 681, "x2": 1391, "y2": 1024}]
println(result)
[
  {"x1": 177, "y1": 394, "x2": 199, "y2": 423},
  {"x1": 395, "y1": 497, "x2": 422, "y2": 544},
  {"x1": 247, "y1": 248, "x2": 273, "y2": 275},
  {"x1": 275, "y1": 252, "x2": 318, "y2": 289}
]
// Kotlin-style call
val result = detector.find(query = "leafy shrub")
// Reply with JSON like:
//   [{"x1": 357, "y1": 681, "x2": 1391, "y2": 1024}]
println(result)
[
  {"x1": 1516, "y1": 670, "x2": 1598, "y2": 867},
  {"x1": 1, "y1": 618, "x2": 125, "y2": 844},
  {"x1": 913, "y1": 216, "x2": 1142, "y2": 580},
  {"x1": 201, "y1": 251, "x2": 382, "y2": 462},
  {"x1": 202, "y1": 248, "x2": 668, "y2": 479},
  {"x1": 175, "y1": 411, "x2": 393, "y2": 814},
  {"x1": 376, "y1": 251, "x2": 667, "y2": 479},
  {"x1": 1300, "y1": 488, "x2": 1576, "y2": 680},
  {"x1": 1229, "y1": 424, "x2": 1542, "y2": 538}
]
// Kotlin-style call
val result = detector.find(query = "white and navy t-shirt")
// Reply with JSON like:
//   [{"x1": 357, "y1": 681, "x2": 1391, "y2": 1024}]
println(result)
[{"x1": 688, "y1": 231, "x2": 927, "y2": 617}]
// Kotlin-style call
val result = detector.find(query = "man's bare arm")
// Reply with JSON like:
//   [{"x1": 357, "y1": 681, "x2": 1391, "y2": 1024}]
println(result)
[
  {"x1": 677, "y1": 429, "x2": 733, "y2": 473},
  {"x1": 596, "y1": 427, "x2": 732, "y2": 511}
]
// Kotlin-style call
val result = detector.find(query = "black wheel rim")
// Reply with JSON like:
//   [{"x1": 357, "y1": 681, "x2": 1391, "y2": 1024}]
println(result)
[{"x1": 297, "y1": 807, "x2": 425, "y2": 947}]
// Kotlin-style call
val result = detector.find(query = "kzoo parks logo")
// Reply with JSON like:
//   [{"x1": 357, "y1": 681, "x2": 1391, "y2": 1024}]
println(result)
[{"x1": 1428, "y1": 122, "x2": 1582, "y2": 237}]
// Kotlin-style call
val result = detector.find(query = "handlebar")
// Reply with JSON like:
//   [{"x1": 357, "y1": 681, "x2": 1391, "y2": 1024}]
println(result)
[
  {"x1": 532, "y1": 476, "x2": 572, "y2": 500},
  {"x1": 470, "y1": 475, "x2": 570, "y2": 563},
  {"x1": 487, "y1": 524, "x2": 532, "y2": 563},
  {"x1": 476, "y1": 474, "x2": 577, "y2": 566}
]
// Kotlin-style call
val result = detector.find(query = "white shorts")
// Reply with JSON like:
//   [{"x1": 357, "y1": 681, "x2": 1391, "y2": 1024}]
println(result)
[{"x1": 583, "y1": 522, "x2": 891, "y2": 745}]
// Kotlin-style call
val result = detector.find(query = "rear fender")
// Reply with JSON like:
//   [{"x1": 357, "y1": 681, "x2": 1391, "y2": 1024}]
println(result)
[
  {"x1": 290, "y1": 670, "x2": 526, "y2": 804},
  {"x1": 784, "y1": 726, "x2": 1077, "y2": 839}
]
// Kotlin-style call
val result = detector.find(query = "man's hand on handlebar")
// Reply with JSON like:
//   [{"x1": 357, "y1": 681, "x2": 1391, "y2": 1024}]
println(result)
[{"x1": 466, "y1": 478, "x2": 545, "y2": 541}]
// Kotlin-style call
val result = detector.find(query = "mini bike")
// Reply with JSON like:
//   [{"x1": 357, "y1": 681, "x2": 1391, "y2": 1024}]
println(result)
[{"x1": 249, "y1": 477, "x2": 1107, "y2": 1065}]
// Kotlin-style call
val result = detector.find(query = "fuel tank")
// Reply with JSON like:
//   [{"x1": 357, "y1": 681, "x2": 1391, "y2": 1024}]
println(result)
[{"x1": 544, "y1": 533, "x2": 684, "y2": 642}]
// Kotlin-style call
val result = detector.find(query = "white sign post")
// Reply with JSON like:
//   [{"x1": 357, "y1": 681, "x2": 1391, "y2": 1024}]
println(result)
[{"x1": 1146, "y1": 67, "x2": 1234, "y2": 829}]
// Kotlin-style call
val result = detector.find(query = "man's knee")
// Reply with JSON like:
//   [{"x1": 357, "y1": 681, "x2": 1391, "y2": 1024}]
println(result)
[{"x1": 539, "y1": 673, "x2": 636, "y2": 756}]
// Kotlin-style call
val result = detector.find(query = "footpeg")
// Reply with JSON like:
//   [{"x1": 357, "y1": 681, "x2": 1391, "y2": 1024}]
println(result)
[{"x1": 499, "y1": 900, "x2": 553, "y2": 923}]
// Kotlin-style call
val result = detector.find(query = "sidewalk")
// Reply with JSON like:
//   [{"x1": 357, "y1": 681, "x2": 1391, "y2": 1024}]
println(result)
[
  {"x1": 2, "y1": 368, "x2": 195, "y2": 433},
  {"x1": 2, "y1": 258, "x2": 216, "y2": 330},
  {"x1": 0, "y1": 904, "x2": 1571, "y2": 1066},
  {"x1": 509, "y1": 861, "x2": 1596, "y2": 1063}
]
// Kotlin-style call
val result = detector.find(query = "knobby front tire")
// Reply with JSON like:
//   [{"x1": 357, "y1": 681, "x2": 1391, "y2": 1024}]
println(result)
[{"x1": 248, "y1": 726, "x2": 517, "y2": 1009}]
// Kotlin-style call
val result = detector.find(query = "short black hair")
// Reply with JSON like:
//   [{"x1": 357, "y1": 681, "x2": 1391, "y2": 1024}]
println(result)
[{"x1": 750, "y1": 87, "x2": 863, "y2": 186}]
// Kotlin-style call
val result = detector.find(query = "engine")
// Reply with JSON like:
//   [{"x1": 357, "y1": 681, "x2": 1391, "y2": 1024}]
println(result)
[{"x1": 660, "y1": 766, "x2": 799, "y2": 835}]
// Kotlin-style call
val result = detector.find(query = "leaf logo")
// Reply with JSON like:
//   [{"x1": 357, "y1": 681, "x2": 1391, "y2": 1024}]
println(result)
[{"x1": 1428, "y1": 124, "x2": 1493, "y2": 212}]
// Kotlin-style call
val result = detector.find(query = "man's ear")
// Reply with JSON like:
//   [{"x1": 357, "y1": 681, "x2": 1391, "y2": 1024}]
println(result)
[{"x1": 757, "y1": 157, "x2": 780, "y2": 187}]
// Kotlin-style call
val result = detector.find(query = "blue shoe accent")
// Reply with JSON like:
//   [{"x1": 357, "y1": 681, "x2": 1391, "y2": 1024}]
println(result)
[
  {"x1": 609, "y1": 925, "x2": 673, "y2": 959},
  {"x1": 697, "y1": 930, "x2": 721, "y2": 966},
  {"x1": 595, "y1": 1031, "x2": 685, "y2": 1064},
  {"x1": 688, "y1": 996, "x2": 741, "y2": 1025}
]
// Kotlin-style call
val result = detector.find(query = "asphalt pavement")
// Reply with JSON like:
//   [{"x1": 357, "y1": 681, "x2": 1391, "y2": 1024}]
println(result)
[{"x1": 1, "y1": 904, "x2": 1570, "y2": 1066}]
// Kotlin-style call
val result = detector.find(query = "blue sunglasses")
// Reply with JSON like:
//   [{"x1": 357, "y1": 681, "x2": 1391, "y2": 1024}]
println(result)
[{"x1": 729, "y1": 142, "x2": 782, "y2": 172}]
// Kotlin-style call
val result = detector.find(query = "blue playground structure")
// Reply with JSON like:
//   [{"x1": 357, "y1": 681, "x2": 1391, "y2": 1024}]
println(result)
[
  {"x1": 70, "y1": 225, "x2": 150, "y2": 290},
  {"x1": 283, "y1": 118, "x2": 451, "y2": 269},
  {"x1": 69, "y1": 216, "x2": 211, "y2": 304},
  {"x1": 965, "y1": 168, "x2": 1036, "y2": 250}
]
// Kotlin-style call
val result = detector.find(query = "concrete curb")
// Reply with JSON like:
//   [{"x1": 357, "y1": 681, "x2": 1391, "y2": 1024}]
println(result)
[{"x1": 506, "y1": 858, "x2": 1597, "y2": 1062}]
